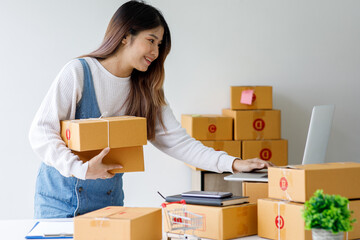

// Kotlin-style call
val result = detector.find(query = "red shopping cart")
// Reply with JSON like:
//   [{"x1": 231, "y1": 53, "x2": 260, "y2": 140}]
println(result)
[{"x1": 162, "y1": 200, "x2": 203, "y2": 240}]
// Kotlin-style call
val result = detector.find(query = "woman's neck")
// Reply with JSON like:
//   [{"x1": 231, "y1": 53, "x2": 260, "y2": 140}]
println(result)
[{"x1": 98, "y1": 52, "x2": 133, "y2": 78}]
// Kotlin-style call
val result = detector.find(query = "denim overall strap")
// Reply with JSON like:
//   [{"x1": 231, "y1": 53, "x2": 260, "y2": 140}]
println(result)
[{"x1": 34, "y1": 58, "x2": 124, "y2": 219}]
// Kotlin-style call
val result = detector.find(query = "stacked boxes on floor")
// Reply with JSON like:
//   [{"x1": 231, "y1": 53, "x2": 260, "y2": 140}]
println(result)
[
  {"x1": 258, "y1": 162, "x2": 360, "y2": 240},
  {"x1": 60, "y1": 116, "x2": 147, "y2": 173}
]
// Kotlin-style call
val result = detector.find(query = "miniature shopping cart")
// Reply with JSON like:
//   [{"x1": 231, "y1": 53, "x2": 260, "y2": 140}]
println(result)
[{"x1": 162, "y1": 200, "x2": 203, "y2": 240}]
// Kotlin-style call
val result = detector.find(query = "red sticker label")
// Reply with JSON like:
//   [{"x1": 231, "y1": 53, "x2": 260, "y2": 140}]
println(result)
[
  {"x1": 260, "y1": 148, "x2": 272, "y2": 161},
  {"x1": 275, "y1": 215, "x2": 284, "y2": 229},
  {"x1": 279, "y1": 177, "x2": 288, "y2": 191},
  {"x1": 66, "y1": 129, "x2": 71, "y2": 140},
  {"x1": 253, "y1": 119, "x2": 265, "y2": 131},
  {"x1": 208, "y1": 124, "x2": 217, "y2": 133},
  {"x1": 252, "y1": 93, "x2": 257, "y2": 102}
]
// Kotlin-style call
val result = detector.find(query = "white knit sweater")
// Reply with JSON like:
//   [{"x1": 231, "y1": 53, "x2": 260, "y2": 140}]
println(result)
[{"x1": 29, "y1": 57, "x2": 236, "y2": 180}]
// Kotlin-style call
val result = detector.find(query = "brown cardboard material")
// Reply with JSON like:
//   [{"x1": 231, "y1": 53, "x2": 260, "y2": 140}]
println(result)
[
  {"x1": 242, "y1": 139, "x2": 288, "y2": 166},
  {"x1": 185, "y1": 140, "x2": 241, "y2": 171},
  {"x1": 258, "y1": 198, "x2": 360, "y2": 240},
  {"x1": 231, "y1": 86, "x2": 273, "y2": 110},
  {"x1": 60, "y1": 116, "x2": 147, "y2": 151},
  {"x1": 74, "y1": 206, "x2": 162, "y2": 240},
  {"x1": 181, "y1": 114, "x2": 233, "y2": 141},
  {"x1": 163, "y1": 203, "x2": 257, "y2": 240},
  {"x1": 242, "y1": 182, "x2": 268, "y2": 204},
  {"x1": 222, "y1": 109, "x2": 281, "y2": 140},
  {"x1": 74, "y1": 146, "x2": 144, "y2": 174},
  {"x1": 268, "y1": 162, "x2": 360, "y2": 202}
]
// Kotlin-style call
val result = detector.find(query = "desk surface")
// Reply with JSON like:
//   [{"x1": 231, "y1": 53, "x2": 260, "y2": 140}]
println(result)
[{"x1": 0, "y1": 219, "x2": 267, "y2": 240}]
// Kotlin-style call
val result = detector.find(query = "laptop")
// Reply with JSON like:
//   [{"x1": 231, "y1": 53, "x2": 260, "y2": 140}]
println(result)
[{"x1": 224, "y1": 104, "x2": 335, "y2": 182}]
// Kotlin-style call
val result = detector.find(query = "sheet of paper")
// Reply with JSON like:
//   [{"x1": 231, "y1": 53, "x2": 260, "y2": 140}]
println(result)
[
  {"x1": 240, "y1": 89, "x2": 254, "y2": 105},
  {"x1": 26, "y1": 221, "x2": 73, "y2": 238}
]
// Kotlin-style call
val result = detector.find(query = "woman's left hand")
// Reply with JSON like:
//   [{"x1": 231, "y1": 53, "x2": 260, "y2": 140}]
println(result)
[{"x1": 232, "y1": 158, "x2": 275, "y2": 173}]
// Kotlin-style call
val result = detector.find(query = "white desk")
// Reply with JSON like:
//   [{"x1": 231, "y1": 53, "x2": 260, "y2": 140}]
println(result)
[{"x1": 0, "y1": 219, "x2": 267, "y2": 240}]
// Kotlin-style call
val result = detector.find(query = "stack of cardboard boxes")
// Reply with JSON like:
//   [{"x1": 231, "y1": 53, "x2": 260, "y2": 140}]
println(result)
[
  {"x1": 258, "y1": 162, "x2": 360, "y2": 240},
  {"x1": 60, "y1": 116, "x2": 147, "y2": 173}
]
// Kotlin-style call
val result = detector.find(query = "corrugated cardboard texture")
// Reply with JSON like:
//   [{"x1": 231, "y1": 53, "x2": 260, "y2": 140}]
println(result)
[
  {"x1": 181, "y1": 114, "x2": 233, "y2": 141},
  {"x1": 242, "y1": 139, "x2": 288, "y2": 166},
  {"x1": 222, "y1": 109, "x2": 281, "y2": 140},
  {"x1": 231, "y1": 86, "x2": 273, "y2": 110},
  {"x1": 258, "y1": 198, "x2": 360, "y2": 240},
  {"x1": 242, "y1": 182, "x2": 268, "y2": 204},
  {"x1": 268, "y1": 162, "x2": 360, "y2": 202},
  {"x1": 74, "y1": 206, "x2": 162, "y2": 240},
  {"x1": 74, "y1": 146, "x2": 144, "y2": 173},
  {"x1": 61, "y1": 116, "x2": 147, "y2": 151},
  {"x1": 258, "y1": 198, "x2": 311, "y2": 240},
  {"x1": 163, "y1": 203, "x2": 257, "y2": 240}
]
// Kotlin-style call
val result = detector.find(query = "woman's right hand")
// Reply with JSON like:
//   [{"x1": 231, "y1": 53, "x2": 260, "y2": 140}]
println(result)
[{"x1": 85, "y1": 147, "x2": 123, "y2": 180}]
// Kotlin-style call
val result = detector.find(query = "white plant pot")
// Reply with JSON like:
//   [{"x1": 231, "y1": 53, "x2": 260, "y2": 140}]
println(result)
[{"x1": 312, "y1": 229, "x2": 343, "y2": 240}]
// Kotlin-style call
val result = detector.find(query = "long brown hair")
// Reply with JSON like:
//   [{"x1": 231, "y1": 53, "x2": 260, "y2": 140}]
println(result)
[{"x1": 80, "y1": 0, "x2": 171, "y2": 140}]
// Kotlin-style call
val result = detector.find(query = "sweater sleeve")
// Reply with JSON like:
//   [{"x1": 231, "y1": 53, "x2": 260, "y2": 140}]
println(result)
[
  {"x1": 150, "y1": 103, "x2": 236, "y2": 173},
  {"x1": 29, "y1": 60, "x2": 89, "y2": 179}
]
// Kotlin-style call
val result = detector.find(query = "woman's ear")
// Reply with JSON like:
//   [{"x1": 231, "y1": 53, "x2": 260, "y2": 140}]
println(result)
[{"x1": 122, "y1": 34, "x2": 130, "y2": 45}]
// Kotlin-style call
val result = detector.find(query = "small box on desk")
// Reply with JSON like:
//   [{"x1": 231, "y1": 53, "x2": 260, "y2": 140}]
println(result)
[
  {"x1": 74, "y1": 206, "x2": 162, "y2": 240},
  {"x1": 242, "y1": 139, "x2": 288, "y2": 166},
  {"x1": 258, "y1": 198, "x2": 360, "y2": 240},
  {"x1": 222, "y1": 109, "x2": 281, "y2": 140},
  {"x1": 163, "y1": 203, "x2": 257, "y2": 240},
  {"x1": 60, "y1": 116, "x2": 147, "y2": 152},
  {"x1": 181, "y1": 114, "x2": 233, "y2": 140},
  {"x1": 230, "y1": 86, "x2": 273, "y2": 110},
  {"x1": 268, "y1": 162, "x2": 360, "y2": 203}
]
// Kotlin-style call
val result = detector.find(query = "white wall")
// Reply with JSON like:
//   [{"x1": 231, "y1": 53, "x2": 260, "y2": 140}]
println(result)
[{"x1": 0, "y1": 0, "x2": 359, "y2": 219}]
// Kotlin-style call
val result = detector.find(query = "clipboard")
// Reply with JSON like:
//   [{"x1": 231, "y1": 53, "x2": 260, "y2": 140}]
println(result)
[{"x1": 25, "y1": 221, "x2": 73, "y2": 239}]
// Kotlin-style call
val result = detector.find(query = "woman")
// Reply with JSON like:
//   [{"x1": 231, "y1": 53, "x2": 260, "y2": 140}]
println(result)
[{"x1": 29, "y1": 0, "x2": 273, "y2": 219}]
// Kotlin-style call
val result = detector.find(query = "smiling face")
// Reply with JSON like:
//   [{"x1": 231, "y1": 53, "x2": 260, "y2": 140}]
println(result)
[{"x1": 122, "y1": 26, "x2": 164, "y2": 73}]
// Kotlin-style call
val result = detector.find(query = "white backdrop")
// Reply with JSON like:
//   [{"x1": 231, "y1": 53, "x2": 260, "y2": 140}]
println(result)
[{"x1": 0, "y1": 0, "x2": 359, "y2": 219}]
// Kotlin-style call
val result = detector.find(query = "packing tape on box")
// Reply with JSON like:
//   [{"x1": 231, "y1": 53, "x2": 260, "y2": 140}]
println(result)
[
  {"x1": 252, "y1": 111, "x2": 266, "y2": 140},
  {"x1": 276, "y1": 200, "x2": 290, "y2": 240},
  {"x1": 91, "y1": 217, "x2": 110, "y2": 228},
  {"x1": 280, "y1": 168, "x2": 293, "y2": 201}
]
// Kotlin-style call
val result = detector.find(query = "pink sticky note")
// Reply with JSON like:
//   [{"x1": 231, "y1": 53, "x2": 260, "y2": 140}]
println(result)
[{"x1": 240, "y1": 89, "x2": 254, "y2": 105}]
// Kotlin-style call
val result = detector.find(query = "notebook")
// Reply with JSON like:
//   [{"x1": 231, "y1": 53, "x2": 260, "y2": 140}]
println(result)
[
  {"x1": 25, "y1": 221, "x2": 73, "y2": 239},
  {"x1": 224, "y1": 104, "x2": 335, "y2": 182}
]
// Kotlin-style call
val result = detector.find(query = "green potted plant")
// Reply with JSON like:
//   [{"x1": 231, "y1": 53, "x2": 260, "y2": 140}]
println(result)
[{"x1": 302, "y1": 189, "x2": 356, "y2": 240}]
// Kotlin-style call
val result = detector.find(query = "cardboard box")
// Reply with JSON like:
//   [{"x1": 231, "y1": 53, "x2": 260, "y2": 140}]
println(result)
[
  {"x1": 61, "y1": 116, "x2": 147, "y2": 151},
  {"x1": 242, "y1": 139, "x2": 288, "y2": 166},
  {"x1": 242, "y1": 182, "x2": 268, "y2": 204},
  {"x1": 74, "y1": 146, "x2": 144, "y2": 174},
  {"x1": 258, "y1": 198, "x2": 360, "y2": 240},
  {"x1": 231, "y1": 86, "x2": 273, "y2": 110},
  {"x1": 268, "y1": 162, "x2": 360, "y2": 202},
  {"x1": 74, "y1": 206, "x2": 162, "y2": 240},
  {"x1": 163, "y1": 203, "x2": 257, "y2": 240},
  {"x1": 222, "y1": 109, "x2": 281, "y2": 140},
  {"x1": 181, "y1": 114, "x2": 233, "y2": 140}
]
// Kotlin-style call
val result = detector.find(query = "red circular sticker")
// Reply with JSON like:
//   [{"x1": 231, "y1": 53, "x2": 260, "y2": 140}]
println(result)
[
  {"x1": 279, "y1": 177, "x2": 288, "y2": 191},
  {"x1": 208, "y1": 124, "x2": 217, "y2": 133},
  {"x1": 252, "y1": 93, "x2": 257, "y2": 102},
  {"x1": 253, "y1": 119, "x2": 265, "y2": 131},
  {"x1": 66, "y1": 129, "x2": 71, "y2": 140},
  {"x1": 260, "y1": 148, "x2": 272, "y2": 161},
  {"x1": 275, "y1": 215, "x2": 284, "y2": 229}
]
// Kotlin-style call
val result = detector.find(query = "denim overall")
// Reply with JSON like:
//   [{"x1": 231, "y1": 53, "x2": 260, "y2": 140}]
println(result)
[{"x1": 34, "y1": 58, "x2": 124, "y2": 218}]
